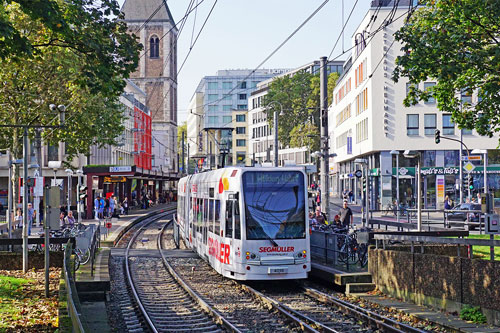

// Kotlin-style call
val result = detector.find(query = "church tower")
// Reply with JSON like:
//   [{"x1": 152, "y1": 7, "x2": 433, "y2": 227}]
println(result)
[{"x1": 121, "y1": 0, "x2": 178, "y2": 173}]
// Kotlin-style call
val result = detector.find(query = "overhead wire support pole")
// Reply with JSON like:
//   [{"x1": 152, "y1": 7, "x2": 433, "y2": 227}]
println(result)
[{"x1": 320, "y1": 56, "x2": 330, "y2": 221}]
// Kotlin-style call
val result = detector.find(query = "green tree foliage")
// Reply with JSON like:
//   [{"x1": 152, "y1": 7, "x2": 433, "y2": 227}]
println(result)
[
  {"x1": 393, "y1": 0, "x2": 500, "y2": 138},
  {"x1": 264, "y1": 71, "x2": 338, "y2": 153},
  {"x1": 0, "y1": 1, "x2": 141, "y2": 160}
]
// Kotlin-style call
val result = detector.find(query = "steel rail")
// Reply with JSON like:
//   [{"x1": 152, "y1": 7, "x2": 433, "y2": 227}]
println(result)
[
  {"x1": 124, "y1": 210, "x2": 175, "y2": 333},
  {"x1": 157, "y1": 222, "x2": 242, "y2": 333},
  {"x1": 303, "y1": 286, "x2": 425, "y2": 333}
]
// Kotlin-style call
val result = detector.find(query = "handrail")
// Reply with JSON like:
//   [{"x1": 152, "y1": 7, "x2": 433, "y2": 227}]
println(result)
[
  {"x1": 63, "y1": 240, "x2": 88, "y2": 332},
  {"x1": 373, "y1": 234, "x2": 500, "y2": 247}
]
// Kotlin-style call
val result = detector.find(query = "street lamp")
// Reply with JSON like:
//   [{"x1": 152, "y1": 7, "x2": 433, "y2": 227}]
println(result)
[
  {"x1": 354, "y1": 158, "x2": 368, "y2": 227},
  {"x1": 65, "y1": 169, "x2": 73, "y2": 214},
  {"x1": 390, "y1": 150, "x2": 400, "y2": 224},
  {"x1": 403, "y1": 150, "x2": 422, "y2": 231},
  {"x1": 265, "y1": 101, "x2": 284, "y2": 167}
]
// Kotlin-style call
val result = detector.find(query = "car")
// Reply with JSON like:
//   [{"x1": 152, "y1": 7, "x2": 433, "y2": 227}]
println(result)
[{"x1": 446, "y1": 203, "x2": 483, "y2": 230}]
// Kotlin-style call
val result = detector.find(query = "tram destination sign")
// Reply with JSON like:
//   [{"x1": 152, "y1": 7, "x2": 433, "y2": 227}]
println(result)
[{"x1": 245, "y1": 171, "x2": 301, "y2": 185}]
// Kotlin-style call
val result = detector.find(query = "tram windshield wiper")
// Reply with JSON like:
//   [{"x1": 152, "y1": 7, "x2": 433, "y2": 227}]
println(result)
[{"x1": 264, "y1": 233, "x2": 279, "y2": 247}]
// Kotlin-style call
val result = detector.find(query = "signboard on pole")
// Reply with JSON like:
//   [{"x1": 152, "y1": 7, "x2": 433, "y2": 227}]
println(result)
[
  {"x1": 347, "y1": 137, "x2": 352, "y2": 155},
  {"x1": 462, "y1": 155, "x2": 482, "y2": 161},
  {"x1": 463, "y1": 162, "x2": 476, "y2": 173}
]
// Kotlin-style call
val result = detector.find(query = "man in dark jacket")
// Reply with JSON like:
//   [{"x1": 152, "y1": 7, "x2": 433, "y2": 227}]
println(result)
[{"x1": 339, "y1": 200, "x2": 353, "y2": 228}]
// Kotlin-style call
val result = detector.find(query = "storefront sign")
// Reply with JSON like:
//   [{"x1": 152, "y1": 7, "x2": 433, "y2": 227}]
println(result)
[
  {"x1": 462, "y1": 155, "x2": 482, "y2": 161},
  {"x1": 421, "y1": 167, "x2": 459, "y2": 176},
  {"x1": 103, "y1": 176, "x2": 126, "y2": 183},
  {"x1": 437, "y1": 176, "x2": 445, "y2": 204},
  {"x1": 109, "y1": 166, "x2": 131, "y2": 173},
  {"x1": 369, "y1": 168, "x2": 379, "y2": 176},
  {"x1": 347, "y1": 137, "x2": 352, "y2": 155}
]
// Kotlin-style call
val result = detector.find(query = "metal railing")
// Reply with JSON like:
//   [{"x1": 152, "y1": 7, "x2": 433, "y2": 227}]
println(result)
[
  {"x1": 63, "y1": 241, "x2": 88, "y2": 332},
  {"x1": 311, "y1": 230, "x2": 369, "y2": 271},
  {"x1": 373, "y1": 233, "x2": 500, "y2": 261}
]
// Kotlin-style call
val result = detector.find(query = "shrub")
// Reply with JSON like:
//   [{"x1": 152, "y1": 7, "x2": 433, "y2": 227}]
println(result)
[{"x1": 460, "y1": 305, "x2": 487, "y2": 324}]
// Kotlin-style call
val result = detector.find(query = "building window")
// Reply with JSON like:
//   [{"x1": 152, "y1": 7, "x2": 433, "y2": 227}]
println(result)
[
  {"x1": 444, "y1": 150, "x2": 459, "y2": 167},
  {"x1": 207, "y1": 94, "x2": 218, "y2": 101},
  {"x1": 424, "y1": 114, "x2": 436, "y2": 135},
  {"x1": 222, "y1": 82, "x2": 232, "y2": 89},
  {"x1": 236, "y1": 139, "x2": 246, "y2": 147},
  {"x1": 236, "y1": 114, "x2": 245, "y2": 122},
  {"x1": 423, "y1": 150, "x2": 436, "y2": 167},
  {"x1": 251, "y1": 81, "x2": 259, "y2": 88},
  {"x1": 237, "y1": 104, "x2": 247, "y2": 110},
  {"x1": 236, "y1": 127, "x2": 246, "y2": 134},
  {"x1": 461, "y1": 89, "x2": 472, "y2": 104},
  {"x1": 149, "y1": 36, "x2": 159, "y2": 58},
  {"x1": 207, "y1": 82, "x2": 218, "y2": 90},
  {"x1": 238, "y1": 93, "x2": 247, "y2": 100},
  {"x1": 222, "y1": 116, "x2": 232, "y2": 124},
  {"x1": 222, "y1": 105, "x2": 232, "y2": 111},
  {"x1": 208, "y1": 116, "x2": 218, "y2": 125},
  {"x1": 424, "y1": 82, "x2": 436, "y2": 103},
  {"x1": 208, "y1": 105, "x2": 218, "y2": 112},
  {"x1": 407, "y1": 114, "x2": 419, "y2": 136},
  {"x1": 222, "y1": 95, "x2": 232, "y2": 102},
  {"x1": 442, "y1": 114, "x2": 454, "y2": 135},
  {"x1": 406, "y1": 82, "x2": 414, "y2": 97},
  {"x1": 355, "y1": 119, "x2": 367, "y2": 143},
  {"x1": 462, "y1": 128, "x2": 473, "y2": 135},
  {"x1": 48, "y1": 145, "x2": 58, "y2": 162},
  {"x1": 239, "y1": 81, "x2": 247, "y2": 89}
]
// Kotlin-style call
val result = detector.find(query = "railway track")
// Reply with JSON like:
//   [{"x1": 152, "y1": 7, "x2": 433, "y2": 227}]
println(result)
[
  {"x1": 112, "y1": 211, "x2": 430, "y2": 332},
  {"x1": 246, "y1": 283, "x2": 427, "y2": 333}
]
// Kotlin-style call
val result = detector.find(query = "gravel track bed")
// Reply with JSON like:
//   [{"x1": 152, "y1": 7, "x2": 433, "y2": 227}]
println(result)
[
  {"x1": 130, "y1": 257, "x2": 223, "y2": 332},
  {"x1": 305, "y1": 282, "x2": 446, "y2": 332},
  {"x1": 254, "y1": 283, "x2": 377, "y2": 332},
  {"x1": 167, "y1": 256, "x2": 300, "y2": 332}
]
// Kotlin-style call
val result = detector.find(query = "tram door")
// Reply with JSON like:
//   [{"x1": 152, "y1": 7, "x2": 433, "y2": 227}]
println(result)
[{"x1": 225, "y1": 193, "x2": 241, "y2": 250}]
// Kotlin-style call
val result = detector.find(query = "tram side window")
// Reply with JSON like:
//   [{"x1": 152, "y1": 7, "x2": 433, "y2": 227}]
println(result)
[
  {"x1": 197, "y1": 198, "x2": 203, "y2": 232},
  {"x1": 192, "y1": 197, "x2": 196, "y2": 235},
  {"x1": 208, "y1": 199, "x2": 214, "y2": 233},
  {"x1": 203, "y1": 198, "x2": 208, "y2": 234},
  {"x1": 234, "y1": 197, "x2": 241, "y2": 240},
  {"x1": 225, "y1": 200, "x2": 233, "y2": 238},
  {"x1": 214, "y1": 200, "x2": 221, "y2": 235}
]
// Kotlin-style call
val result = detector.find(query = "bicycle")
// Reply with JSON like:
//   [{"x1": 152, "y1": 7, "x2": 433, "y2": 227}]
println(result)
[{"x1": 382, "y1": 202, "x2": 397, "y2": 217}]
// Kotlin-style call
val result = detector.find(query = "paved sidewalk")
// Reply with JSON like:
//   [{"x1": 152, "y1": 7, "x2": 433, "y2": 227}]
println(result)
[{"x1": 355, "y1": 293, "x2": 499, "y2": 332}]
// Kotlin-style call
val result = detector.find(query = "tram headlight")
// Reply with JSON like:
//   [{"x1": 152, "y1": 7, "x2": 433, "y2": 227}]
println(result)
[
  {"x1": 245, "y1": 252, "x2": 259, "y2": 261},
  {"x1": 296, "y1": 250, "x2": 307, "y2": 258}
]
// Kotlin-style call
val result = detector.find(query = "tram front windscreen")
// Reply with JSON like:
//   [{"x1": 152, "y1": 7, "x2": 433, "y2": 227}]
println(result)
[{"x1": 243, "y1": 171, "x2": 306, "y2": 240}]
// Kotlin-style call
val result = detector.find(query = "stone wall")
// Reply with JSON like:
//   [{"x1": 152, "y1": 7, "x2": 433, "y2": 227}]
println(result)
[
  {"x1": 369, "y1": 247, "x2": 500, "y2": 325},
  {"x1": 0, "y1": 252, "x2": 63, "y2": 270}
]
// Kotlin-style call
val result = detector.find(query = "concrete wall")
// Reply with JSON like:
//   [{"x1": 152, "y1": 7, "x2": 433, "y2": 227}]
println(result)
[
  {"x1": 369, "y1": 247, "x2": 500, "y2": 325},
  {"x1": 0, "y1": 252, "x2": 63, "y2": 270}
]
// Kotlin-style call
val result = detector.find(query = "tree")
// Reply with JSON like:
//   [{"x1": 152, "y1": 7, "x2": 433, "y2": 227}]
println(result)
[
  {"x1": 263, "y1": 71, "x2": 339, "y2": 153},
  {"x1": 393, "y1": 0, "x2": 500, "y2": 138}
]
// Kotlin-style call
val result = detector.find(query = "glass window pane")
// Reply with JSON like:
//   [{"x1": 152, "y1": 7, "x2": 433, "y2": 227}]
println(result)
[
  {"x1": 222, "y1": 82, "x2": 232, "y2": 89},
  {"x1": 207, "y1": 82, "x2": 218, "y2": 90},
  {"x1": 424, "y1": 114, "x2": 436, "y2": 135},
  {"x1": 424, "y1": 82, "x2": 436, "y2": 103},
  {"x1": 207, "y1": 94, "x2": 218, "y2": 101},
  {"x1": 222, "y1": 116, "x2": 232, "y2": 124},
  {"x1": 223, "y1": 105, "x2": 232, "y2": 111},
  {"x1": 208, "y1": 105, "x2": 218, "y2": 112}
]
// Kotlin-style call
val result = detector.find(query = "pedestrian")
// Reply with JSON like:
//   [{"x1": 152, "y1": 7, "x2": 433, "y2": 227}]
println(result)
[
  {"x1": 27, "y1": 203, "x2": 34, "y2": 236},
  {"x1": 314, "y1": 206, "x2": 326, "y2": 225},
  {"x1": 109, "y1": 196, "x2": 116, "y2": 216},
  {"x1": 348, "y1": 190, "x2": 353, "y2": 203},
  {"x1": 444, "y1": 195, "x2": 452, "y2": 210},
  {"x1": 123, "y1": 197, "x2": 129, "y2": 215},
  {"x1": 14, "y1": 209, "x2": 22, "y2": 229},
  {"x1": 316, "y1": 191, "x2": 321, "y2": 206},
  {"x1": 333, "y1": 215, "x2": 342, "y2": 228},
  {"x1": 476, "y1": 193, "x2": 482, "y2": 204},
  {"x1": 65, "y1": 211, "x2": 75, "y2": 228},
  {"x1": 169, "y1": 190, "x2": 174, "y2": 203},
  {"x1": 59, "y1": 212, "x2": 66, "y2": 229},
  {"x1": 99, "y1": 196, "x2": 105, "y2": 219},
  {"x1": 94, "y1": 196, "x2": 100, "y2": 219},
  {"x1": 339, "y1": 200, "x2": 353, "y2": 228}
]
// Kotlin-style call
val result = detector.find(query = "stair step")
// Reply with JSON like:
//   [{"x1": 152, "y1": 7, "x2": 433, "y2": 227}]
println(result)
[{"x1": 345, "y1": 282, "x2": 376, "y2": 294}]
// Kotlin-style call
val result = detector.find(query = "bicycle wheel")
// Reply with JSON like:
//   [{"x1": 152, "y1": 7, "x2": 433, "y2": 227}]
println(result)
[
  {"x1": 79, "y1": 248, "x2": 91, "y2": 265},
  {"x1": 73, "y1": 254, "x2": 80, "y2": 271}
]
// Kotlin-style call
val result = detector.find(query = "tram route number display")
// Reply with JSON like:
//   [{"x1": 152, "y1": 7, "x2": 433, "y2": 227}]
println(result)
[
  {"x1": 208, "y1": 237, "x2": 230, "y2": 264},
  {"x1": 245, "y1": 172, "x2": 301, "y2": 185},
  {"x1": 105, "y1": 222, "x2": 112, "y2": 229}
]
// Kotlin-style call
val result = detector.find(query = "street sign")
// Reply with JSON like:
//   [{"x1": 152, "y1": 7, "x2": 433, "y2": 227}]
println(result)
[
  {"x1": 462, "y1": 155, "x2": 482, "y2": 161},
  {"x1": 354, "y1": 170, "x2": 363, "y2": 178},
  {"x1": 463, "y1": 162, "x2": 475, "y2": 173},
  {"x1": 105, "y1": 222, "x2": 112, "y2": 229}
]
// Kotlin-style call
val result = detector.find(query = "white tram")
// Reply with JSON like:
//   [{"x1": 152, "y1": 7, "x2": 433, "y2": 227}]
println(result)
[{"x1": 176, "y1": 166, "x2": 310, "y2": 280}]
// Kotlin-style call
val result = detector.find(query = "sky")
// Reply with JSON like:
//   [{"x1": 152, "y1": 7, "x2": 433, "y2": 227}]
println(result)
[{"x1": 118, "y1": 0, "x2": 372, "y2": 123}]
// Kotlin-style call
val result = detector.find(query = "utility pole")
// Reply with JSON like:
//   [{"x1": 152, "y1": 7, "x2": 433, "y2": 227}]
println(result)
[
  {"x1": 320, "y1": 56, "x2": 330, "y2": 220},
  {"x1": 22, "y1": 127, "x2": 29, "y2": 273},
  {"x1": 274, "y1": 110, "x2": 279, "y2": 167},
  {"x1": 35, "y1": 129, "x2": 43, "y2": 226},
  {"x1": 181, "y1": 131, "x2": 185, "y2": 175}
]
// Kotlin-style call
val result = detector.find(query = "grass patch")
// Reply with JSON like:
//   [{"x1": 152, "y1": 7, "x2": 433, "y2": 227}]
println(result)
[
  {"x1": 0, "y1": 275, "x2": 31, "y2": 317},
  {"x1": 467, "y1": 234, "x2": 500, "y2": 260}
]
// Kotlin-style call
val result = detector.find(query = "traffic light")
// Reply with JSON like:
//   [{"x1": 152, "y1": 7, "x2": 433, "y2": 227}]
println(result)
[
  {"x1": 79, "y1": 186, "x2": 88, "y2": 200},
  {"x1": 362, "y1": 178, "x2": 367, "y2": 191},
  {"x1": 468, "y1": 175, "x2": 474, "y2": 190},
  {"x1": 434, "y1": 129, "x2": 441, "y2": 144}
]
